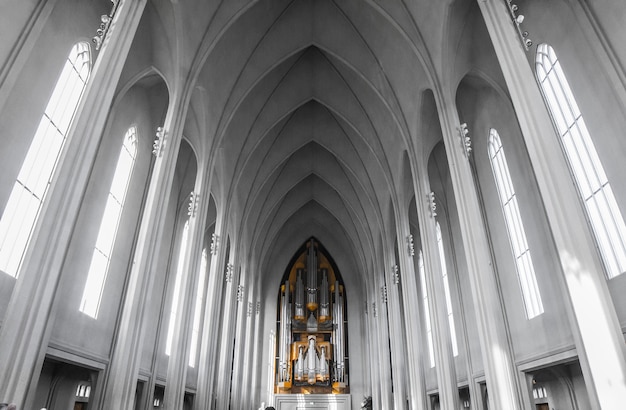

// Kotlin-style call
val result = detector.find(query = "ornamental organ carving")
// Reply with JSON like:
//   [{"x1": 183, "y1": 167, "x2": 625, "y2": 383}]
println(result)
[{"x1": 276, "y1": 238, "x2": 349, "y2": 394}]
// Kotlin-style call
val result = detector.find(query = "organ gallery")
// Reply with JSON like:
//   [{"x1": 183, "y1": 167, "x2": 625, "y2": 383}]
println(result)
[{"x1": 276, "y1": 238, "x2": 348, "y2": 395}]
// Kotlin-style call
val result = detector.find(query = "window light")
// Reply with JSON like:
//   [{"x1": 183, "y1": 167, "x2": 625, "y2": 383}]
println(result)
[
  {"x1": 166, "y1": 220, "x2": 190, "y2": 356},
  {"x1": 418, "y1": 250, "x2": 436, "y2": 368},
  {"x1": 436, "y1": 223, "x2": 458, "y2": 356},
  {"x1": 536, "y1": 43, "x2": 626, "y2": 279},
  {"x1": 0, "y1": 42, "x2": 90, "y2": 277},
  {"x1": 80, "y1": 127, "x2": 137, "y2": 318},
  {"x1": 488, "y1": 128, "x2": 544, "y2": 318},
  {"x1": 189, "y1": 248, "x2": 208, "y2": 367}
]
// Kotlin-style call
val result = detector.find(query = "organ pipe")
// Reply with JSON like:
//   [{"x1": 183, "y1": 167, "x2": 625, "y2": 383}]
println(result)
[
  {"x1": 275, "y1": 238, "x2": 347, "y2": 393},
  {"x1": 294, "y1": 269, "x2": 305, "y2": 321},
  {"x1": 319, "y1": 269, "x2": 330, "y2": 322},
  {"x1": 295, "y1": 346, "x2": 304, "y2": 382},
  {"x1": 333, "y1": 280, "x2": 345, "y2": 384},
  {"x1": 306, "y1": 239, "x2": 318, "y2": 311},
  {"x1": 278, "y1": 280, "x2": 291, "y2": 384},
  {"x1": 307, "y1": 336, "x2": 317, "y2": 384}
]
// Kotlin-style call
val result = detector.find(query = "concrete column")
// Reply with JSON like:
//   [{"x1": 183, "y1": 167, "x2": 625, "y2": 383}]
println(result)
[
  {"x1": 215, "y1": 259, "x2": 240, "y2": 409},
  {"x1": 194, "y1": 215, "x2": 226, "y2": 410},
  {"x1": 236, "y1": 282, "x2": 258, "y2": 410},
  {"x1": 162, "y1": 164, "x2": 210, "y2": 409},
  {"x1": 229, "y1": 268, "x2": 250, "y2": 409},
  {"x1": 383, "y1": 258, "x2": 409, "y2": 409},
  {"x1": 367, "y1": 293, "x2": 383, "y2": 409},
  {"x1": 249, "y1": 289, "x2": 263, "y2": 409},
  {"x1": 478, "y1": 1, "x2": 626, "y2": 408},
  {"x1": 415, "y1": 171, "x2": 459, "y2": 410},
  {"x1": 395, "y1": 222, "x2": 428, "y2": 410},
  {"x1": 99, "y1": 91, "x2": 190, "y2": 409},
  {"x1": 361, "y1": 298, "x2": 374, "y2": 404},
  {"x1": 0, "y1": 1, "x2": 147, "y2": 407},
  {"x1": 430, "y1": 87, "x2": 523, "y2": 409},
  {"x1": 376, "y1": 274, "x2": 394, "y2": 410}
]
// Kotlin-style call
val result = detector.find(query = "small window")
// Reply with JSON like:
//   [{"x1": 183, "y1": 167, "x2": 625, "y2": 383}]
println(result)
[
  {"x1": 166, "y1": 220, "x2": 190, "y2": 356},
  {"x1": 533, "y1": 386, "x2": 547, "y2": 400},
  {"x1": 189, "y1": 248, "x2": 208, "y2": 367},
  {"x1": 436, "y1": 222, "x2": 458, "y2": 356},
  {"x1": 80, "y1": 127, "x2": 137, "y2": 318},
  {"x1": 488, "y1": 128, "x2": 544, "y2": 319},
  {"x1": 76, "y1": 383, "x2": 90, "y2": 398},
  {"x1": 536, "y1": 43, "x2": 626, "y2": 278},
  {"x1": 0, "y1": 42, "x2": 91, "y2": 277},
  {"x1": 418, "y1": 250, "x2": 435, "y2": 368}
]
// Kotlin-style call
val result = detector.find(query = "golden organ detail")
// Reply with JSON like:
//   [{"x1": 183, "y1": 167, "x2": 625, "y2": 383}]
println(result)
[{"x1": 276, "y1": 238, "x2": 348, "y2": 394}]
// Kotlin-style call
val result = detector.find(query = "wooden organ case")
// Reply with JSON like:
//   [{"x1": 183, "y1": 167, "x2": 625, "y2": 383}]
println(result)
[{"x1": 275, "y1": 238, "x2": 349, "y2": 395}]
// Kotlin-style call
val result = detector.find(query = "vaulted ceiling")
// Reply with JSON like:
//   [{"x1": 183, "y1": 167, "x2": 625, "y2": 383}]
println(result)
[{"x1": 128, "y1": 0, "x2": 498, "y2": 291}]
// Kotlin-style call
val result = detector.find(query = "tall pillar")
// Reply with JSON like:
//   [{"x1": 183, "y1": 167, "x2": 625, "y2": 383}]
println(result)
[
  {"x1": 367, "y1": 292, "x2": 383, "y2": 409},
  {"x1": 215, "y1": 258, "x2": 240, "y2": 409},
  {"x1": 478, "y1": 1, "x2": 626, "y2": 408},
  {"x1": 375, "y1": 274, "x2": 394, "y2": 410},
  {"x1": 162, "y1": 164, "x2": 210, "y2": 409},
  {"x1": 194, "y1": 215, "x2": 227, "y2": 410},
  {"x1": 431, "y1": 89, "x2": 523, "y2": 409},
  {"x1": 0, "y1": 1, "x2": 147, "y2": 407},
  {"x1": 383, "y1": 258, "x2": 409, "y2": 409},
  {"x1": 415, "y1": 172, "x2": 459, "y2": 410},
  {"x1": 229, "y1": 270, "x2": 250, "y2": 409},
  {"x1": 249, "y1": 296, "x2": 262, "y2": 410},
  {"x1": 361, "y1": 298, "x2": 374, "y2": 406},
  {"x1": 233, "y1": 280, "x2": 257, "y2": 410},
  {"x1": 395, "y1": 223, "x2": 428, "y2": 410},
  {"x1": 98, "y1": 86, "x2": 189, "y2": 408}
]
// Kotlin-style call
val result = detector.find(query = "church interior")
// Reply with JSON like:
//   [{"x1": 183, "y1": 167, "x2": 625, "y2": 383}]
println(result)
[{"x1": 1, "y1": 0, "x2": 626, "y2": 409}]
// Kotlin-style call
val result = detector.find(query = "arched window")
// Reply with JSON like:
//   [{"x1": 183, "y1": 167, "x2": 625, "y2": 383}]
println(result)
[
  {"x1": 189, "y1": 248, "x2": 208, "y2": 367},
  {"x1": 0, "y1": 42, "x2": 91, "y2": 277},
  {"x1": 436, "y1": 222, "x2": 458, "y2": 356},
  {"x1": 418, "y1": 250, "x2": 435, "y2": 368},
  {"x1": 80, "y1": 127, "x2": 137, "y2": 318},
  {"x1": 488, "y1": 129, "x2": 544, "y2": 319},
  {"x1": 166, "y1": 220, "x2": 190, "y2": 356},
  {"x1": 536, "y1": 43, "x2": 626, "y2": 279}
]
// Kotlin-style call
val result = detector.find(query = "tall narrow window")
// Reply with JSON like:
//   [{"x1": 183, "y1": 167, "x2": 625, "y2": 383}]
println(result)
[
  {"x1": 536, "y1": 43, "x2": 626, "y2": 279},
  {"x1": 189, "y1": 248, "x2": 208, "y2": 367},
  {"x1": 418, "y1": 250, "x2": 435, "y2": 368},
  {"x1": 489, "y1": 129, "x2": 544, "y2": 318},
  {"x1": 80, "y1": 127, "x2": 137, "y2": 318},
  {"x1": 436, "y1": 222, "x2": 458, "y2": 356},
  {"x1": 0, "y1": 42, "x2": 91, "y2": 277},
  {"x1": 166, "y1": 220, "x2": 190, "y2": 356}
]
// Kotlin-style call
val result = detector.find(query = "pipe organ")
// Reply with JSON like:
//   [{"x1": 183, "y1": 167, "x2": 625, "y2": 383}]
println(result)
[{"x1": 276, "y1": 238, "x2": 348, "y2": 394}]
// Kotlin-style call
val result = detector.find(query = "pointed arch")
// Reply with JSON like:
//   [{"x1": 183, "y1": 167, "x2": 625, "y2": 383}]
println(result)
[
  {"x1": 80, "y1": 126, "x2": 138, "y2": 318},
  {"x1": 536, "y1": 43, "x2": 626, "y2": 279}
]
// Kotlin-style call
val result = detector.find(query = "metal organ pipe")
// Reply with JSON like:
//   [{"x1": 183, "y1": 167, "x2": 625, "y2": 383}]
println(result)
[
  {"x1": 333, "y1": 280, "x2": 344, "y2": 383},
  {"x1": 295, "y1": 269, "x2": 305, "y2": 321},
  {"x1": 278, "y1": 280, "x2": 291, "y2": 383},
  {"x1": 319, "y1": 269, "x2": 330, "y2": 322},
  {"x1": 295, "y1": 346, "x2": 304, "y2": 381},
  {"x1": 306, "y1": 239, "x2": 318, "y2": 311},
  {"x1": 307, "y1": 336, "x2": 317, "y2": 384}
]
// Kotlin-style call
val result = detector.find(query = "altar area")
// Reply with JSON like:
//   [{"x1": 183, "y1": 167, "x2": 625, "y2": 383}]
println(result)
[{"x1": 274, "y1": 394, "x2": 351, "y2": 410}]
